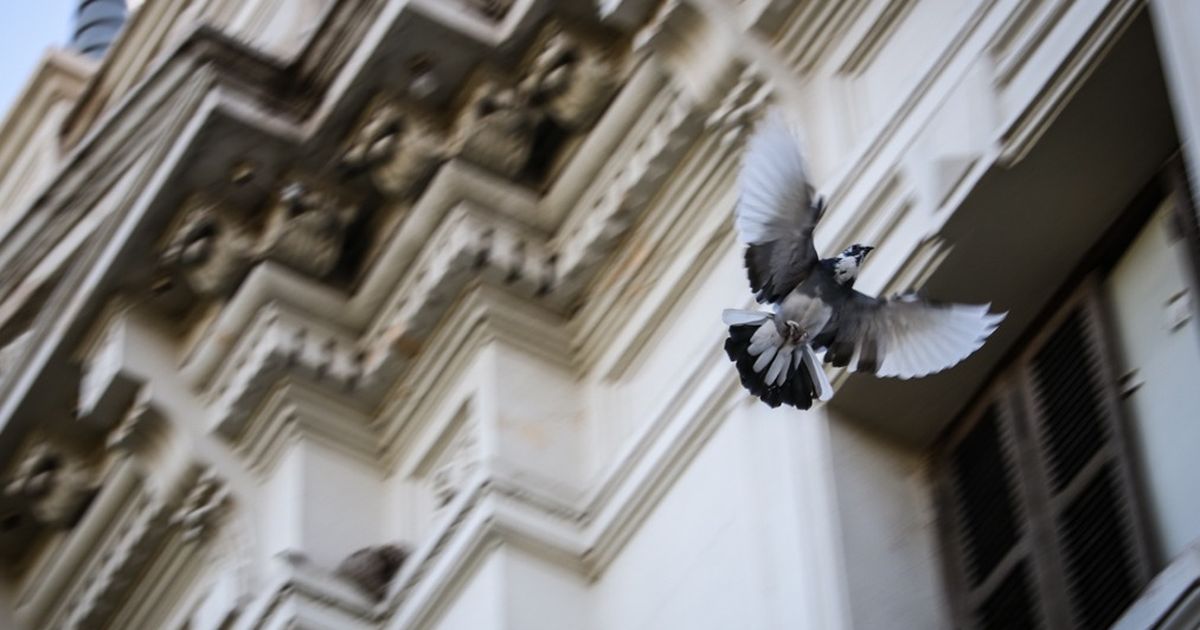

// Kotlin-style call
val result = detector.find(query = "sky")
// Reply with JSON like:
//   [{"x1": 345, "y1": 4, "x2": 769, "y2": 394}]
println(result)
[{"x1": 0, "y1": 1, "x2": 80, "y2": 119}]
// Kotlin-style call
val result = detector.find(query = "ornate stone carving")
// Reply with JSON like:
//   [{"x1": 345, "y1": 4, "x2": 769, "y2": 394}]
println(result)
[
  {"x1": 335, "y1": 543, "x2": 409, "y2": 600},
  {"x1": 160, "y1": 199, "x2": 256, "y2": 299},
  {"x1": 171, "y1": 468, "x2": 229, "y2": 542},
  {"x1": 4, "y1": 443, "x2": 98, "y2": 528},
  {"x1": 518, "y1": 29, "x2": 617, "y2": 131},
  {"x1": 258, "y1": 180, "x2": 359, "y2": 278},
  {"x1": 341, "y1": 99, "x2": 447, "y2": 199},
  {"x1": 453, "y1": 79, "x2": 539, "y2": 178}
]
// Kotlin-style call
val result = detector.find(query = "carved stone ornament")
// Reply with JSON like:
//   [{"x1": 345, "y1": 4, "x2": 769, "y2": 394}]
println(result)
[
  {"x1": 4, "y1": 443, "x2": 98, "y2": 528},
  {"x1": 341, "y1": 99, "x2": 447, "y2": 199},
  {"x1": 518, "y1": 29, "x2": 617, "y2": 131},
  {"x1": 258, "y1": 180, "x2": 359, "y2": 278},
  {"x1": 453, "y1": 79, "x2": 538, "y2": 178},
  {"x1": 171, "y1": 468, "x2": 230, "y2": 542},
  {"x1": 335, "y1": 543, "x2": 410, "y2": 600},
  {"x1": 160, "y1": 199, "x2": 256, "y2": 299}
]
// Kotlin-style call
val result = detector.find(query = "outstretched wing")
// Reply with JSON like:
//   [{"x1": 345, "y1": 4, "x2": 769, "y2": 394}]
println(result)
[
  {"x1": 814, "y1": 292, "x2": 1005, "y2": 379},
  {"x1": 737, "y1": 111, "x2": 822, "y2": 304}
]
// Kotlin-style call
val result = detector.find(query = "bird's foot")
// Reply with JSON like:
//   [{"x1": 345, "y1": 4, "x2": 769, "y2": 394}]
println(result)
[{"x1": 783, "y1": 320, "x2": 808, "y2": 345}]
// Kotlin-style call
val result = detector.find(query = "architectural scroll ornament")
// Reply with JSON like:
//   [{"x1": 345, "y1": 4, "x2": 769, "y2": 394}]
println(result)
[{"x1": 4, "y1": 443, "x2": 98, "y2": 528}]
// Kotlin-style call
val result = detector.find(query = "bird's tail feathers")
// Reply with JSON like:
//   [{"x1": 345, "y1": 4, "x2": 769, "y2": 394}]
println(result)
[
  {"x1": 799, "y1": 343, "x2": 833, "y2": 401},
  {"x1": 723, "y1": 317, "x2": 830, "y2": 409}
]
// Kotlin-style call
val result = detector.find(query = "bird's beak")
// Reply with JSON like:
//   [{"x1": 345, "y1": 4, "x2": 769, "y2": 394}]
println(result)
[{"x1": 862, "y1": 246, "x2": 874, "y2": 255}]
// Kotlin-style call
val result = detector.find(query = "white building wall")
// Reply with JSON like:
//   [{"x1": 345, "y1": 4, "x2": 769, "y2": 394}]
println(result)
[
  {"x1": 593, "y1": 402, "x2": 844, "y2": 630},
  {"x1": 826, "y1": 416, "x2": 952, "y2": 630}
]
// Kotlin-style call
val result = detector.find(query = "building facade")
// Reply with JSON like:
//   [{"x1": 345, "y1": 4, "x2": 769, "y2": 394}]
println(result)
[{"x1": 0, "y1": 0, "x2": 1198, "y2": 628}]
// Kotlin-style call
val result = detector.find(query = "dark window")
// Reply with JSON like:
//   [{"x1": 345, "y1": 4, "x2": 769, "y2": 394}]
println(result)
[{"x1": 934, "y1": 285, "x2": 1152, "y2": 629}]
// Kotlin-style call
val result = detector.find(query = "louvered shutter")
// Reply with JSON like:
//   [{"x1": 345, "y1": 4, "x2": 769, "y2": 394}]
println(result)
[
  {"x1": 1018, "y1": 285, "x2": 1152, "y2": 628},
  {"x1": 936, "y1": 391, "x2": 1047, "y2": 629},
  {"x1": 935, "y1": 282, "x2": 1151, "y2": 629}
]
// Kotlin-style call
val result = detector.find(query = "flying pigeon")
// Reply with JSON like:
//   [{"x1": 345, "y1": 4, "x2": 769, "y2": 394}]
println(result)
[{"x1": 723, "y1": 112, "x2": 1005, "y2": 409}]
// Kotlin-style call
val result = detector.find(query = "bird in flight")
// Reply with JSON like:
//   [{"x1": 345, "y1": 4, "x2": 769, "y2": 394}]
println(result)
[{"x1": 723, "y1": 111, "x2": 1005, "y2": 409}]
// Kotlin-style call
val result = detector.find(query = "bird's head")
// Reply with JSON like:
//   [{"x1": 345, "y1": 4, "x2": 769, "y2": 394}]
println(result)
[
  {"x1": 833, "y1": 244, "x2": 874, "y2": 285},
  {"x1": 841, "y1": 244, "x2": 874, "y2": 264}
]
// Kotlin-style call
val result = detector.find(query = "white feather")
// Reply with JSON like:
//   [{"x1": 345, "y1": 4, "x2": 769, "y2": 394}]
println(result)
[
  {"x1": 872, "y1": 303, "x2": 1004, "y2": 379},
  {"x1": 723, "y1": 309, "x2": 772, "y2": 326},
  {"x1": 801, "y1": 344, "x2": 833, "y2": 401},
  {"x1": 767, "y1": 346, "x2": 792, "y2": 385},
  {"x1": 753, "y1": 344, "x2": 778, "y2": 372},
  {"x1": 735, "y1": 111, "x2": 812, "y2": 245}
]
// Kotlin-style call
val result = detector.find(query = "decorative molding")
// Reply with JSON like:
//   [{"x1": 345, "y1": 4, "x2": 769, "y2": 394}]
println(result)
[
  {"x1": 836, "y1": 0, "x2": 919, "y2": 76},
  {"x1": 990, "y1": 0, "x2": 1069, "y2": 88},
  {"x1": 59, "y1": 463, "x2": 227, "y2": 629},
  {"x1": 380, "y1": 283, "x2": 572, "y2": 466},
  {"x1": 207, "y1": 304, "x2": 364, "y2": 441},
  {"x1": 375, "y1": 203, "x2": 555, "y2": 351},
  {"x1": 997, "y1": 0, "x2": 1143, "y2": 165},
  {"x1": 77, "y1": 310, "x2": 144, "y2": 426},
  {"x1": 554, "y1": 86, "x2": 699, "y2": 296},
  {"x1": 238, "y1": 381, "x2": 380, "y2": 475},
  {"x1": 777, "y1": 0, "x2": 870, "y2": 75}
]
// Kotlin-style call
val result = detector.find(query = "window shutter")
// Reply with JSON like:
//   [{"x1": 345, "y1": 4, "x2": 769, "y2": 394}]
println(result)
[
  {"x1": 935, "y1": 281, "x2": 1152, "y2": 629},
  {"x1": 1019, "y1": 285, "x2": 1152, "y2": 628},
  {"x1": 936, "y1": 393, "x2": 1046, "y2": 629}
]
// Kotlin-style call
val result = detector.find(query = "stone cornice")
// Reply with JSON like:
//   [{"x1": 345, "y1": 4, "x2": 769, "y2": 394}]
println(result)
[
  {"x1": 0, "y1": 49, "x2": 93, "y2": 223},
  {"x1": 0, "y1": 0, "x2": 647, "y2": 451},
  {"x1": 238, "y1": 381, "x2": 380, "y2": 476},
  {"x1": 380, "y1": 283, "x2": 573, "y2": 467},
  {"x1": 229, "y1": 327, "x2": 743, "y2": 630}
]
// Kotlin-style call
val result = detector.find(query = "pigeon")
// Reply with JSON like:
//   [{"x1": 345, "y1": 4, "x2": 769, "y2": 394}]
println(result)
[{"x1": 723, "y1": 111, "x2": 1005, "y2": 409}]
